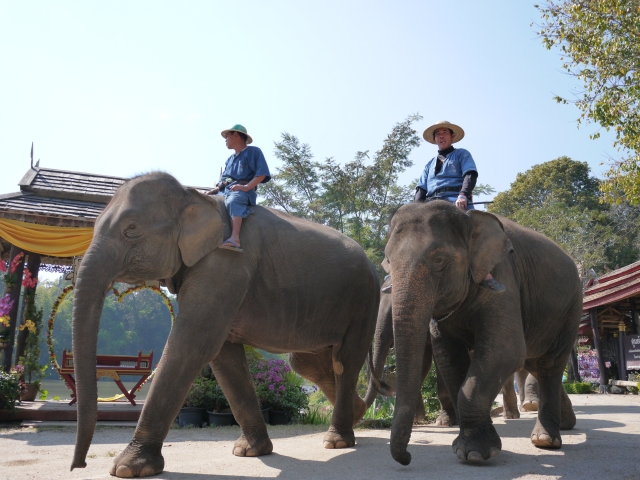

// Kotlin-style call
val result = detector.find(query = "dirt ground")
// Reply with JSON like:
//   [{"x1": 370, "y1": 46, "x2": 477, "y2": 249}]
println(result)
[{"x1": 1, "y1": 393, "x2": 639, "y2": 480}]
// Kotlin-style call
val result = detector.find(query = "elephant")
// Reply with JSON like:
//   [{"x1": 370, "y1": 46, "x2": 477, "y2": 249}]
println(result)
[
  {"x1": 383, "y1": 200, "x2": 580, "y2": 465},
  {"x1": 364, "y1": 281, "x2": 525, "y2": 426},
  {"x1": 69, "y1": 172, "x2": 381, "y2": 477}
]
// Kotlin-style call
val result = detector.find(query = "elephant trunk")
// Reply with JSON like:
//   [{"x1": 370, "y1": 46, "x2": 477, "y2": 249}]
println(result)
[
  {"x1": 389, "y1": 272, "x2": 432, "y2": 466},
  {"x1": 70, "y1": 244, "x2": 118, "y2": 470},
  {"x1": 364, "y1": 295, "x2": 395, "y2": 407}
]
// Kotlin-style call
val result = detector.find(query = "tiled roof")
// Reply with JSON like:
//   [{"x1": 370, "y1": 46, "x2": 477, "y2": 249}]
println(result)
[
  {"x1": 19, "y1": 167, "x2": 127, "y2": 203},
  {"x1": 0, "y1": 192, "x2": 106, "y2": 227},
  {"x1": 0, "y1": 167, "x2": 211, "y2": 227},
  {"x1": 582, "y1": 261, "x2": 640, "y2": 311}
]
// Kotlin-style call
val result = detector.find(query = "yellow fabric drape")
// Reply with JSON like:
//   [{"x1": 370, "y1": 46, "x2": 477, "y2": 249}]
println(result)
[{"x1": 0, "y1": 218, "x2": 94, "y2": 257}]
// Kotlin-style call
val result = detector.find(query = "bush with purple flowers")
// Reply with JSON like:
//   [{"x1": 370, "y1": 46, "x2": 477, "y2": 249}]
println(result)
[{"x1": 251, "y1": 358, "x2": 308, "y2": 416}]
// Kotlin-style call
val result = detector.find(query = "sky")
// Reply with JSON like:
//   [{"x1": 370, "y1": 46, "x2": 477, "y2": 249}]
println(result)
[{"x1": 0, "y1": 1, "x2": 620, "y2": 208}]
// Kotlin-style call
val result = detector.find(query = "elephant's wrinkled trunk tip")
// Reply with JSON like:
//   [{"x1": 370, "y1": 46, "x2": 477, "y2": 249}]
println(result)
[
  {"x1": 70, "y1": 458, "x2": 87, "y2": 471},
  {"x1": 392, "y1": 448, "x2": 412, "y2": 466}
]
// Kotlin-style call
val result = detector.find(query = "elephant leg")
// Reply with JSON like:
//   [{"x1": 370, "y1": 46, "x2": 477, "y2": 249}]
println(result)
[
  {"x1": 439, "y1": 329, "x2": 524, "y2": 462},
  {"x1": 502, "y1": 374, "x2": 520, "y2": 419},
  {"x1": 290, "y1": 348, "x2": 363, "y2": 448},
  {"x1": 110, "y1": 319, "x2": 227, "y2": 477},
  {"x1": 515, "y1": 368, "x2": 528, "y2": 409},
  {"x1": 434, "y1": 360, "x2": 457, "y2": 427},
  {"x1": 559, "y1": 385, "x2": 576, "y2": 430},
  {"x1": 521, "y1": 373, "x2": 540, "y2": 412},
  {"x1": 530, "y1": 370, "x2": 565, "y2": 449},
  {"x1": 212, "y1": 342, "x2": 272, "y2": 457}
]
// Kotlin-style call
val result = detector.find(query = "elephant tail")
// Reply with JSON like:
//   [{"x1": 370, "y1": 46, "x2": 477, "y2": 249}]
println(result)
[{"x1": 367, "y1": 345, "x2": 395, "y2": 397}]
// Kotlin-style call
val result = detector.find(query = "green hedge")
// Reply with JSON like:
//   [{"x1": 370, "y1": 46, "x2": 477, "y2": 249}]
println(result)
[{"x1": 563, "y1": 382, "x2": 593, "y2": 394}]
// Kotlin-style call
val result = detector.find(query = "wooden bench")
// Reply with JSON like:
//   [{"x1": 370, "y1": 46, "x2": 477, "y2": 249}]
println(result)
[{"x1": 59, "y1": 349, "x2": 154, "y2": 406}]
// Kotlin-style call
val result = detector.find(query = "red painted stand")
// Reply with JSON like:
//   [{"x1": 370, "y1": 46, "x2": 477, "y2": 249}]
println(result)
[{"x1": 59, "y1": 349, "x2": 153, "y2": 406}]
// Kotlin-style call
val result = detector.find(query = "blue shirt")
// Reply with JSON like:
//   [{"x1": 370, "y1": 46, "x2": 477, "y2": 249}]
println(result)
[
  {"x1": 416, "y1": 148, "x2": 477, "y2": 197},
  {"x1": 222, "y1": 146, "x2": 271, "y2": 184}
]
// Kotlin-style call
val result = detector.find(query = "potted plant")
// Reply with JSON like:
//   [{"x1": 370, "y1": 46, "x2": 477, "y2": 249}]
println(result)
[
  {"x1": 179, "y1": 376, "x2": 210, "y2": 427},
  {"x1": 252, "y1": 358, "x2": 308, "y2": 425},
  {"x1": 206, "y1": 380, "x2": 236, "y2": 427},
  {"x1": 0, "y1": 369, "x2": 25, "y2": 410}
]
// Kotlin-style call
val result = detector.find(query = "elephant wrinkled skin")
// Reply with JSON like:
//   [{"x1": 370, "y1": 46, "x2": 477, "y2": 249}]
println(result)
[
  {"x1": 384, "y1": 201, "x2": 580, "y2": 465},
  {"x1": 69, "y1": 172, "x2": 380, "y2": 477}
]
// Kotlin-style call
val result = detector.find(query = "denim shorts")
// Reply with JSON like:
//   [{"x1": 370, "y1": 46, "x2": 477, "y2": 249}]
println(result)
[{"x1": 223, "y1": 189, "x2": 257, "y2": 218}]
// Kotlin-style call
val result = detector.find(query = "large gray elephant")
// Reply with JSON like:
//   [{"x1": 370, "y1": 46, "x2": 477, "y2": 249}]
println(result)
[
  {"x1": 383, "y1": 201, "x2": 580, "y2": 465},
  {"x1": 365, "y1": 281, "x2": 523, "y2": 425},
  {"x1": 69, "y1": 172, "x2": 380, "y2": 477}
]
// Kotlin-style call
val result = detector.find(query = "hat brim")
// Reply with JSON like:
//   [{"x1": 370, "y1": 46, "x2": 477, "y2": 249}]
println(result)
[
  {"x1": 423, "y1": 122, "x2": 465, "y2": 144},
  {"x1": 221, "y1": 129, "x2": 253, "y2": 144}
]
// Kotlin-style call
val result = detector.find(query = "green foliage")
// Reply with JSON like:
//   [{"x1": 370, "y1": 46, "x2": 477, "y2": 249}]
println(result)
[
  {"x1": 183, "y1": 376, "x2": 213, "y2": 409},
  {"x1": 563, "y1": 382, "x2": 594, "y2": 394},
  {"x1": 420, "y1": 363, "x2": 441, "y2": 423},
  {"x1": 262, "y1": 114, "x2": 422, "y2": 272},
  {"x1": 0, "y1": 370, "x2": 22, "y2": 410},
  {"x1": 18, "y1": 289, "x2": 46, "y2": 384},
  {"x1": 298, "y1": 405, "x2": 332, "y2": 425},
  {"x1": 535, "y1": 1, "x2": 640, "y2": 205},
  {"x1": 488, "y1": 157, "x2": 640, "y2": 276},
  {"x1": 38, "y1": 389, "x2": 48, "y2": 400}
]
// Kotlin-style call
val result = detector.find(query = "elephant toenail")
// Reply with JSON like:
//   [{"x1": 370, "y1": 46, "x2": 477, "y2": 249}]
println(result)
[
  {"x1": 335, "y1": 441, "x2": 347, "y2": 448},
  {"x1": 490, "y1": 447, "x2": 500, "y2": 457},
  {"x1": 324, "y1": 441, "x2": 335, "y2": 449},
  {"x1": 115, "y1": 465, "x2": 134, "y2": 478},
  {"x1": 455, "y1": 448, "x2": 465, "y2": 460},
  {"x1": 467, "y1": 451, "x2": 484, "y2": 462},
  {"x1": 140, "y1": 465, "x2": 159, "y2": 477}
]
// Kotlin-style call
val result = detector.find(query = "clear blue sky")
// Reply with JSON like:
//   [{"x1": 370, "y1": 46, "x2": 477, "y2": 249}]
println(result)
[{"x1": 0, "y1": 1, "x2": 618, "y2": 205}]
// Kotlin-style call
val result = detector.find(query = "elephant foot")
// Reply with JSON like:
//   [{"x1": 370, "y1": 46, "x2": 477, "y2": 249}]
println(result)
[
  {"x1": 560, "y1": 392, "x2": 577, "y2": 430},
  {"x1": 323, "y1": 427, "x2": 355, "y2": 449},
  {"x1": 521, "y1": 400, "x2": 539, "y2": 412},
  {"x1": 109, "y1": 443, "x2": 164, "y2": 478},
  {"x1": 232, "y1": 433, "x2": 273, "y2": 457},
  {"x1": 503, "y1": 407, "x2": 520, "y2": 420},
  {"x1": 434, "y1": 409, "x2": 457, "y2": 427},
  {"x1": 452, "y1": 422, "x2": 502, "y2": 462},
  {"x1": 530, "y1": 418, "x2": 562, "y2": 449}
]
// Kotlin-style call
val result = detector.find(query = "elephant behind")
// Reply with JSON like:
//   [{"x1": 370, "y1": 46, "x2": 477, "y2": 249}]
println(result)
[
  {"x1": 69, "y1": 172, "x2": 381, "y2": 477},
  {"x1": 384, "y1": 201, "x2": 580, "y2": 465},
  {"x1": 365, "y1": 282, "x2": 525, "y2": 426}
]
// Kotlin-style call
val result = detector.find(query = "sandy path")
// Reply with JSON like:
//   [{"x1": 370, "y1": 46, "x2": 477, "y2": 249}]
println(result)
[{"x1": 1, "y1": 394, "x2": 639, "y2": 480}]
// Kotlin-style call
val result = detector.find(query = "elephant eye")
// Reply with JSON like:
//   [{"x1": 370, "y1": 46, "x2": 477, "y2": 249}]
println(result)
[
  {"x1": 124, "y1": 223, "x2": 142, "y2": 239},
  {"x1": 432, "y1": 255, "x2": 447, "y2": 270}
]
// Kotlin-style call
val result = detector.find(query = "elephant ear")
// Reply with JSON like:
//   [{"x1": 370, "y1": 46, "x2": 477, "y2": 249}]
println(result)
[
  {"x1": 467, "y1": 210, "x2": 514, "y2": 284},
  {"x1": 178, "y1": 189, "x2": 225, "y2": 267}
]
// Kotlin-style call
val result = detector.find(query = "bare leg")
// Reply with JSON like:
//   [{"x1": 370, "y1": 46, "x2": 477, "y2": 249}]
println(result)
[{"x1": 223, "y1": 216, "x2": 243, "y2": 247}]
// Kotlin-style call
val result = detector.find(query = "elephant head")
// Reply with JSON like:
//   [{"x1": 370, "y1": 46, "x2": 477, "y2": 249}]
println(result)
[
  {"x1": 71, "y1": 172, "x2": 225, "y2": 470},
  {"x1": 384, "y1": 201, "x2": 512, "y2": 465}
]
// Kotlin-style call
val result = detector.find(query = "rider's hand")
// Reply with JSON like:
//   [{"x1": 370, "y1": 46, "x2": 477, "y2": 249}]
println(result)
[
  {"x1": 230, "y1": 184, "x2": 246, "y2": 192},
  {"x1": 455, "y1": 195, "x2": 468, "y2": 210}
]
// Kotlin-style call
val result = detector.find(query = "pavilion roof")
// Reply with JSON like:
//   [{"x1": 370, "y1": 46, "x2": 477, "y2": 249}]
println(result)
[
  {"x1": 0, "y1": 166, "x2": 210, "y2": 264},
  {"x1": 583, "y1": 260, "x2": 640, "y2": 311}
]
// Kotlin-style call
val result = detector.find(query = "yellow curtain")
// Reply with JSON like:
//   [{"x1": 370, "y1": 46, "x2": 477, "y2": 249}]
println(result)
[{"x1": 0, "y1": 218, "x2": 93, "y2": 257}]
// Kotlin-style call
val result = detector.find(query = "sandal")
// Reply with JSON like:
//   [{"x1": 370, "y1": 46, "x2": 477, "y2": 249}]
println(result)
[
  {"x1": 479, "y1": 277, "x2": 506, "y2": 293},
  {"x1": 219, "y1": 239, "x2": 243, "y2": 253}
]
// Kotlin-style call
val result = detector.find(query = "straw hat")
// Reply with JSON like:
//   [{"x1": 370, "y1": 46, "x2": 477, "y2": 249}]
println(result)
[
  {"x1": 221, "y1": 124, "x2": 253, "y2": 144},
  {"x1": 422, "y1": 120, "x2": 465, "y2": 144}
]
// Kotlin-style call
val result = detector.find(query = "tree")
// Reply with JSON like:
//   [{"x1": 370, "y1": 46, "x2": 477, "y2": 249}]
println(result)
[
  {"x1": 535, "y1": 1, "x2": 640, "y2": 205},
  {"x1": 488, "y1": 156, "x2": 640, "y2": 277},
  {"x1": 262, "y1": 114, "x2": 422, "y2": 271}
]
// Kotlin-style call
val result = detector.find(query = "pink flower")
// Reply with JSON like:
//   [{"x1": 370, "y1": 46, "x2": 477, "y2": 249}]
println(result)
[
  {"x1": 0, "y1": 261, "x2": 6, "y2": 273},
  {"x1": 10, "y1": 252, "x2": 24, "y2": 274},
  {"x1": 22, "y1": 270, "x2": 38, "y2": 289}
]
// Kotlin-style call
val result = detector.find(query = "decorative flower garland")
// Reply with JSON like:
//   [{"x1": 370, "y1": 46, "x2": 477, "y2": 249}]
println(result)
[{"x1": 46, "y1": 284, "x2": 175, "y2": 394}]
